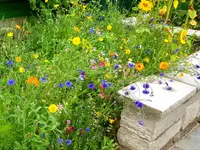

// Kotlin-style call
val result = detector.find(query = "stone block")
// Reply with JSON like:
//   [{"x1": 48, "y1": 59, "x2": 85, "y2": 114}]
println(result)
[
  {"x1": 182, "y1": 92, "x2": 200, "y2": 129},
  {"x1": 118, "y1": 119, "x2": 182, "y2": 150}
]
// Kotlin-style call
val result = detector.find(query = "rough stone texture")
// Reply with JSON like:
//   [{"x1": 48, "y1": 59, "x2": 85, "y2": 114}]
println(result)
[
  {"x1": 119, "y1": 103, "x2": 185, "y2": 141},
  {"x1": 174, "y1": 126, "x2": 200, "y2": 150},
  {"x1": 182, "y1": 92, "x2": 200, "y2": 129},
  {"x1": 118, "y1": 119, "x2": 182, "y2": 150}
]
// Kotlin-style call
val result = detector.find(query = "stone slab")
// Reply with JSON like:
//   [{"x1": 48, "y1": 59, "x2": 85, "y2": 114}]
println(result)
[
  {"x1": 175, "y1": 126, "x2": 200, "y2": 150},
  {"x1": 118, "y1": 77, "x2": 197, "y2": 117},
  {"x1": 118, "y1": 119, "x2": 182, "y2": 150}
]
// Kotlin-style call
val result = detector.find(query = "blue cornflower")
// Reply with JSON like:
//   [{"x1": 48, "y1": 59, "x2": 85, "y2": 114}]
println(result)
[
  {"x1": 197, "y1": 76, "x2": 200, "y2": 80},
  {"x1": 143, "y1": 83, "x2": 150, "y2": 89},
  {"x1": 57, "y1": 138, "x2": 63, "y2": 144},
  {"x1": 85, "y1": 127, "x2": 90, "y2": 133},
  {"x1": 114, "y1": 64, "x2": 119, "y2": 70},
  {"x1": 124, "y1": 91, "x2": 129, "y2": 95},
  {"x1": 167, "y1": 86, "x2": 172, "y2": 90},
  {"x1": 128, "y1": 62, "x2": 135, "y2": 68},
  {"x1": 40, "y1": 77, "x2": 47, "y2": 82},
  {"x1": 130, "y1": 85, "x2": 136, "y2": 91},
  {"x1": 66, "y1": 139, "x2": 72, "y2": 145},
  {"x1": 134, "y1": 100, "x2": 144, "y2": 108},
  {"x1": 146, "y1": 50, "x2": 150, "y2": 54},
  {"x1": 114, "y1": 54, "x2": 118, "y2": 59},
  {"x1": 88, "y1": 83, "x2": 95, "y2": 89},
  {"x1": 65, "y1": 81, "x2": 73, "y2": 89},
  {"x1": 174, "y1": 49, "x2": 179, "y2": 53},
  {"x1": 58, "y1": 83, "x2": 64, "y2": 88},
  {"x1": 102, "y1": 80, "x2": 111, "y2": 89},
  {"x1": 138, "y1": 120, "x2": 144, "y2": 126},
  {"x1": 7, "y1": 79, "x2": 15, "y2": 86},
  {"x1": 42, "y1": 133, "x2": 46, "y2": 138},
  {"x1": 196, "y1": 65, "x2": 200, "y2": 69},
  {"x1": 6, "y1": 60, "x2": 14, "y2": 67},
  {"x1": 89, "y1": 28, "x2": 94, "y2": 34},
  {"x1": 142, "y1": 90, "x2": 149, "y2": 94},
  {"x1": 160, "y1": 73, "x2": 164, "y2": 77}
]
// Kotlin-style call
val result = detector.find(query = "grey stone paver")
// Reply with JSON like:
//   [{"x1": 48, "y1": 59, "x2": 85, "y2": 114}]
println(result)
[{"x1": 174, "y1": 126, "x2": 200, "y2": 150}]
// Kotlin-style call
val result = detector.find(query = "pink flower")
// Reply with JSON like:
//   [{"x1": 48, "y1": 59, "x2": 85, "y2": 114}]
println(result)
[
  {"x1": 92, "y1": 65, "x2": 97, "y2": 70},
  {"x1": 67, "y1": 120, "x2": 71, "y2": 125},
  {"x1": 99, "y1": 62, "x2": 104, "y2": 67},
  {"x1": 57, "y1": 103, "x2": 63, "y2": 110}
]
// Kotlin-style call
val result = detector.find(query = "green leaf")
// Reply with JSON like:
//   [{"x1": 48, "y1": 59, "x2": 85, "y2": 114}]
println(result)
[{"x1": 189, "y1": 10, "x2": 197, "y2": 20}]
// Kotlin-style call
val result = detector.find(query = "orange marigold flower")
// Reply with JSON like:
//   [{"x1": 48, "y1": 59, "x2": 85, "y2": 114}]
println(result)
[
  {"x1": 27, "y1": 76, "x2": 39, "y2": 86},
  {"x1": 159, "y1": 62, "x2": 169, "y2": 70},
  {"x1": 136, "y1": 62, "x2": 144, "y2": 71}
]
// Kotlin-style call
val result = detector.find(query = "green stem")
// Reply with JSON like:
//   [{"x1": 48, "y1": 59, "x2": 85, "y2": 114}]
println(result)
[
  {"x1": 184, "y1": 0, "x2": 194, "y2": 29},
  {"x1": 165, "y1": 0, "x2": 173, "y2": 24}
]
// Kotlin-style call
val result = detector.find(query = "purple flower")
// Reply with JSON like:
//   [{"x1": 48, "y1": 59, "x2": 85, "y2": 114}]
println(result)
[
  {"x1": 167, "y1": 86, "x2": 172, "y2": 90},
  {"x1": 130, "y1": 85, "x2": 136, "y2": 91},
  {"x1": 114, "y1": 64, "x2": 119, "y2": 70},
  {"x1": 58, "y1": 83, "x2": 64, "y2": 88},
  {"x1": 128, "y1": 62, "x2": 135, "y2": 68},
  {"x1": 160, "y1": 73, "x2": 164, "y2": 77},
  {"x1": 6, "y1": 60, "x2": 14, "y2": 67},
  {"x1": 85, "y1": 127, "x2": 90, "y2": 133},
  {"x1": 88, "y1": 83, "x2": 95, "y2": 89},
  {"x1": 142, "y1": 90, "x2": 149, "y2": 94},
  {"x1": 40, "y1": 77, "x2": 47, "y2": 82},
  {"x1": 146, "y1": 50, "x2": 150, "y2": 54},
  {"x1": 57, "y1": 138, "x2": 63, "y2": 144},
  {"x1": 196, "y1": 65, "x2": 200, "y2": 69},
  {"x1": 114, "y1": 54, "x2": 118, "y2": 59},
  {"x1": 143, "y1": 83, "x2": 150, "y2": 89},
  {"x1": 138, "y1": 120, "x2": 144, "y2": 125},
  {"x1": 7, "y1": 79, "x2": 15, "y2": 86},
  {"x1": 124, "y1": 91, "x2": 129, "y2": 95},
  {"x1": 174, "y1": 49, "x2": 179, "y2": 53},
  {"x1": 102, "y1": 80, "x2": 112, "y2": 89},
  {"x1": 66, "y1": 139, "x2": 72, "y2": 145},
  {"x1": 197, "y1": 76, "x2": 200, "y2": 80},
  {"x1": 65, "y1": 81, "x2": 73, "y2": 89},
  {"x1": 134, "y1": 100, "x2": 144, "y2": 108},
  {"x1": 89, "y1": 28, "x2": 94, "y2": 34}
]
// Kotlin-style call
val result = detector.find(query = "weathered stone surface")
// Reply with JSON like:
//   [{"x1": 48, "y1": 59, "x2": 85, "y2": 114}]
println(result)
[
  {"x1": 118, "y1": 119, "x2": 182, "y2": 150},
  {"x1": 119, "y1": 102, "x2": 185, "y2": 141},
  {"x1": 118, "y1": 78, "x2": 197, "y2": 118},
  {"x1": 182, "y1": 92, "x2": 200, "y2": 129}
]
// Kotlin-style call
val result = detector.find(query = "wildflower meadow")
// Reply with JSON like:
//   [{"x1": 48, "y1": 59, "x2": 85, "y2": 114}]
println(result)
[{"x1": 0, "y1": 0, "x2": 199, "y2": 149}]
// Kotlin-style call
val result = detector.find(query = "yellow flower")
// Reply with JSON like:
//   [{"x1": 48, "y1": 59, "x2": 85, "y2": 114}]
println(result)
[
  {"x1": 98, "y1": 37, "x2": 104, "y2": 42},
  {"x1": 138, "y1": 0, "x2": 153, "y2": 12},
  {"x1": 107, "y1": 25, "x2": 112, "y2": 31},
  {"x1": 120, "y1": 45, "x2": 123, "y2": 50},
  {"x1": 7, "y1": 32, "x2": 13, "y2": 37},
  {"x1": 74, "y1": 27, "x2": 80, "y2": 32},
  {"x1": 87, "y1": 16, "x2": 92, "y2": 21},
  {"x1": 100, "y1": 57, "x2": 104, "y2": 61},
  {"x1": 33, "y1": 54, "x2": 39, "y2": 59},
  {"x1": 54, "y1": 4, "x2": 59, "y2": 8},
  {"x1": 180, "y1": 29, "x2": 187, "y2": 45},
  {"x1": 16, "y1": 57, "x2": 21, "y2": 62},
  {"x1": 128, "y1": 58, "x2": 132, "y2": 61},
  {"x1": 136, "y1": 62, "x2": 144, "y2": 71},
  {"x1": 109, "y1": 119, "x2": 115, "y2": 124},
  {"x1": 189, "y1": 20, "x2": 197, "y2": 26},
  {"x1": 173, "y1": 0, "x2": 179, "y2": 9},
  {"x1": 16, "y1": 24, "x2": 21, "y2": 30},
  {"x1": 96, "y1": 111, "x2": 101, "y2": 117},
  {"x1": 105, "y1": 74, "x2": 111, "y2": 79},
  {"x1": 19, "y1": 67, "x2": 25, "y2": 73},
  {"x1": 159, "y1": 62, "x2": 169, "y2": 70},
  {"x1": 44, "y1": 60, "x2": 49, "y2": 63},
  {"x1": 72, "y1": 37, "x2": 81, "y2": 45},
  {"x1": 48, "y1": 104, "x2": 58, "y2": 113},
  {"x1": 125, "y1": 49, "x2": 131, "y2": 55},
  {"x1": 82, "y1": 5, "x2": 87, "y2": 12},
  {"x1": 178, "y1": 72, "x2": 184, "y2": 77},
  {"x1": 45, "y1": 0, "x2": 48, "y2": 2},
  {"x1": 105, "y1": 62, "x2": 110, "y2": 67},
  {"x1": 164, "y1": 39, "x2": 169, "y2": 43},
  {"x1": 159, "y1": 5, "x2": 167, "y2": 16},
  {"x1": 144, "y1": 57, "x2": 150, "y2": 63},
  {"x1": 186, "y1": 62, "x2": 191, "y2": 66}
]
